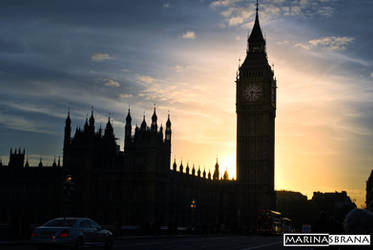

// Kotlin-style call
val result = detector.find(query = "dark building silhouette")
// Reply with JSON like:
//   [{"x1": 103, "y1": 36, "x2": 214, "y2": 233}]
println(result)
[
  {"x1": 276, "y1": 190, "x2": 313, "y2": 229},
  {"x1": 366, "y1": 170, "x2": 373, "y2": 210},
  {"x1": 235, "y1": 2, "x2": 276, "y2": 228},
  {"x1": 0, "y1": 5, "x2": 276, "y2": 237},
  {"x1": 277, "y1": 190, "x2": 356, "y2": 232},
  {"x1": 62, "y1": 108, "x2": 237, "y2": 231},
  {"x1": 0, "y1": 151, "x2": 63, "y2": 240},
  {"x1": 311, "y1": 191, "x2": 356, "y2": 233}
]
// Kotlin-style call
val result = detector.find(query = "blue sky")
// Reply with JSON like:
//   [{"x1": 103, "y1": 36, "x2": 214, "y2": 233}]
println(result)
[{"x1": 0, "y1": 0, "x2": 372, "y2": 206}]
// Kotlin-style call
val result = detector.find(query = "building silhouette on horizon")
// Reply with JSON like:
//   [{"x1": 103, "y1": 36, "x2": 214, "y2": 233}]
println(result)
[{"x1": 0, "y1": 4, "x2": 277, "y2": 237}]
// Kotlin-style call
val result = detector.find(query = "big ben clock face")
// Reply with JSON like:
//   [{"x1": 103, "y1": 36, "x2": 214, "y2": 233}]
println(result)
[{"x1": 244, "y1": 84, "x2": 262, "y2": 102}]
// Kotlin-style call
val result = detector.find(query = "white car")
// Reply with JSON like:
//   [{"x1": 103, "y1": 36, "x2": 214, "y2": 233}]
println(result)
[{"x1": 31, "y1": 217, "x2": 113, "y2": 250}]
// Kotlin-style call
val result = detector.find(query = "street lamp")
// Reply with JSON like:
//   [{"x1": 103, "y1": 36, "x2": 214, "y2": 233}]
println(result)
[
  {"x1": 190, "y1": 199, "x2": 197, "y2": 232},
  {"x1": 63, "y1": 175, "x2": 76, "y2": 217},
  {"x1": 190, "y1": 200, "x2": 197, "y2": 209}
]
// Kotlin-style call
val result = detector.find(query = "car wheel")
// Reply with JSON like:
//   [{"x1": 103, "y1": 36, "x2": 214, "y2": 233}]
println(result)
[
  {"x1": 72, "y1": 237, "x2": 84, "y2": 250},
  {"x1": 104, "y1": 237, "x2": 113, "y2": 250}
]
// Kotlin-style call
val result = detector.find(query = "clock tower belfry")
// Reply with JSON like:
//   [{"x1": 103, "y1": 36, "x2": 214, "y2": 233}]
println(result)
[{"x1": 236, "y1": 1, "x2": 276, "y2": 227}]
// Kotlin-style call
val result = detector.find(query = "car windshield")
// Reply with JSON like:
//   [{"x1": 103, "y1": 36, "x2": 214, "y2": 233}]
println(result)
[{"x1": 43, "y1": 219, "x2": 77, "y2": 227}]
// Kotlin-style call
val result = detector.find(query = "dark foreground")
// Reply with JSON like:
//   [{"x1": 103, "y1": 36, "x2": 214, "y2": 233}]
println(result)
[{"x1": 0, "y1": 235, "x2": 310, "y2": 250}]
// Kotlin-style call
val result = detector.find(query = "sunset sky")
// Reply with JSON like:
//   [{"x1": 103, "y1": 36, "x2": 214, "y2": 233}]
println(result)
[{"x1": 0, "y1": 0, "x2": 372, "y2": 207}]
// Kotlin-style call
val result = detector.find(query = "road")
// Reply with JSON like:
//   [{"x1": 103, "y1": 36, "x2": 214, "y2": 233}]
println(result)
[{"x1": 1, "y1": 235, "x2": 312, "y2": 250}]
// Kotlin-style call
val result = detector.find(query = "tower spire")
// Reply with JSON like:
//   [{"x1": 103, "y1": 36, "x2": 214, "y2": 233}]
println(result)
[
  {"x1": 151, "y1": 104, "x2": 158, "y2": 132},
  {"x1": 125, "y1": 108, "x2": 132, "y2": 148},
  {"x1": 247, "y1": 0, "x2": 265, "y2": 53},
  {"x1": 256, "y1": 0, "x2": 259, "y2": 14},
  {"x1": 89, "y1": 106, "x2": 95, "y2": 132}
]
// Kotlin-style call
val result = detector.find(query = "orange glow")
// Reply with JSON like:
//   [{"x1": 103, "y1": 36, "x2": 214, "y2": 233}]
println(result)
[{"x1": 143, "y1": 37, "x2": 369, "y2": 208}]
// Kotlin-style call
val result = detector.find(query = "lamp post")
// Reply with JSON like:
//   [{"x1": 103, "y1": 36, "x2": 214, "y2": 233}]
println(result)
[
  {"x1": 190, "y1": 199, "x2": 197, "y2": 232},
  {"x1": 63, "y1": 175, "x2": 75, "y2": 217}
]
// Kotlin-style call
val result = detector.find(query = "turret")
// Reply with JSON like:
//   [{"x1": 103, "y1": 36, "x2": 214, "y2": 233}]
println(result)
[
  {"x1": 197, "y1": 167, "x2": 201, "y2": 177},
  {"x1": 203, "y1": 168, "x2": 206, "y2": 179},
  {"x1": 89, "y1": 108, "x2": 95, "y2": 134},
  {"x1": 159, "y1": 124, "x2": 163, "y2": 140},
  {"x1": 165, "y1": 113, "x2": 171, "y2": 142},
  {"x1": 192, "y1": 164, "x2": 195, "y2": 176},
  {"x1": 135, "y1": 124, "x2": 139, "y2": 137},
  {"x1": 186, "y1": 163, "x2": 190, "y2": 175},
  {"x1": 8, "y1": 147, "x2": 25, "y2": 168},
  {"x1": 208, "y1": 170, "x2": 211, "y2": 180},
  {"x1": 125, "y1": 109, "x2": 132, "y2": 148},
  {"x1": 84, "y1": 117, "x2": 89, "y2": 132},
  {"x1": 213, "y1": 158, "x2": 220, "y2": 180},
  {"x1": 172, "y1": 159, "x2": 177, "y2": 171},
  {"x1": 52, "y1": 156, "x2": 57, "y2": 167},
  {"x1": 179, "y1": 161, "x2": 184, "y2": 173},
  {"x1": 223, "y1": 169, "x2": 229, "y2": 180},
  {"x1": 24, "y1": 157, "x2": 29, "y2": 168},
  {"x1": 151, "y1": 106, "x2": 158, "y2": 132},
  {"x1": 140, "y1": 115, "x2": 147, "y2": 131},
  {"x1": 104, "y1": 117, "x2": 114, "y2": 138},
  {"x1": 38, "y1": 158, "x2": 43, "y2": 168}
]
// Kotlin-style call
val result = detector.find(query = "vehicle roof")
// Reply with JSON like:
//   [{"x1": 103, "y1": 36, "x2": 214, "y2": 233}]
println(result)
[{"x1": 49, "y1": 217, "x2": 93, "y2": 221}]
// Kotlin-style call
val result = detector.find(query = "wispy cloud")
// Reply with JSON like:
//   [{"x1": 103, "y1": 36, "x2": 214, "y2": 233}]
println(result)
[
  {"x1": 104, "y1": 79, "x2": 120, "y2": 87},
  {"x1": 210, "y1": 0, "x2": 241, "y2": 8},
  {"x1": 370, "y1": 73, "x2": 373, "y2": 78},
  {"x1": 137, "y1": 75, "x2": 156, "y2": 84},
  {"x1": 174, "y1": 64, "x2": 186, "y2": 72},
  {"x1": 181, "y1": 31, "x2": 196, "y2": 39},
  {"x1": 91, "y1": 53, "x2": 114, "y2": 62},
  {"x1": 0, "y1": 111, "x2": 56, "y2": 135},
  {"x1": 210, "y1": 0, "x2": 339, "y2": 28},
  {"x1": 163, "y1": 2, "x2": 170, "y2": 8},
  {"x1": 295, "y1": 36, "x2": 354, "y2": 51},
  {"x1": 119, "y1": 93, "x2": 133, "y2": 99}
]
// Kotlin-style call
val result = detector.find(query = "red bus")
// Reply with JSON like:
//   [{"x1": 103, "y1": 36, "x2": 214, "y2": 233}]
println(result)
[{"x1": 256, "y1": 209, "x2": 282, "y2": 234}]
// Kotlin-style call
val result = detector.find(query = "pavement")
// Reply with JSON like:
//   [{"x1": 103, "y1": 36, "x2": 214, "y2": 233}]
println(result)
[{"x1": 0, "y1": 234, "x2": 305, "y2": 250}]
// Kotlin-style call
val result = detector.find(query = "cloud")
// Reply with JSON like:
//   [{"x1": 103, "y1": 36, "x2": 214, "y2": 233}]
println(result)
[
  {"x1": 295, "y1": 36, "x2": 354, "y2": 51},
  {"x1": 228, "y1": 16, "x2": 244, "y2": 26},
  {"x1": 119, "y1": 93, "x2": 133, "y2": 99},
  {"x1": 181, "y1": 31, "x2": 196, "y2": 39},
  {"x1": 163, "y1": 3, "x2": 170, "y2": 8},
  {"x1": 0, "y1": 111, "x2": 56, "y2": 135},
  {"x1": 210, "y1": 0, "x2": 339, "y2": 28},
  {"x1": 294, "y1": 43, "x2": 312, "y2": 50},
  {"x1": 174, "y1": 65, "x2": 186, "y2": 72},
  {"x1": 104, "y1": 79, "x2": 120, "y2": 87},
  {"x1": 210, "y1": 0, "x2": 241, "y2": 8},
  {"x1": 370, "y1": 73, "x2": 373, "y2": 78},
  {"x1": 137, "y1": 75, "x2": 156, "y2": 84},
  {"x1": 91, "y1": 53, "x2": 114, "y2": 62}
]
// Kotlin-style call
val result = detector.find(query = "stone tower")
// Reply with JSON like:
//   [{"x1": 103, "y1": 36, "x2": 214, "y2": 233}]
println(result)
[{"x1": 236, "y1": 1, "x2": 277, "y2": 228}]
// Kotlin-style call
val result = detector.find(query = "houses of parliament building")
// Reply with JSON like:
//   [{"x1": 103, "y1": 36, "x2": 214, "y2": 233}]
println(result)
[{"x1": 0, "y1": 6, "x2": 277, "y2": 237}]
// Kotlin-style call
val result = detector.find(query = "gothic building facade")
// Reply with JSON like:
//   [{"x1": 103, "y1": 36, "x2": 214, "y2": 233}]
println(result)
[
  {"x1": 0, "y1": 6, "x2": 276, "y2": 237},
  {"x1": 61, "y1": 108, "x2": 235, "y2": 230}
]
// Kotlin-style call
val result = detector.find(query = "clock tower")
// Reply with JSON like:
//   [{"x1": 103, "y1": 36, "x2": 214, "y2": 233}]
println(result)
[{"x1": 236, "y1": 1, "x2": 277, "y2": 227}]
